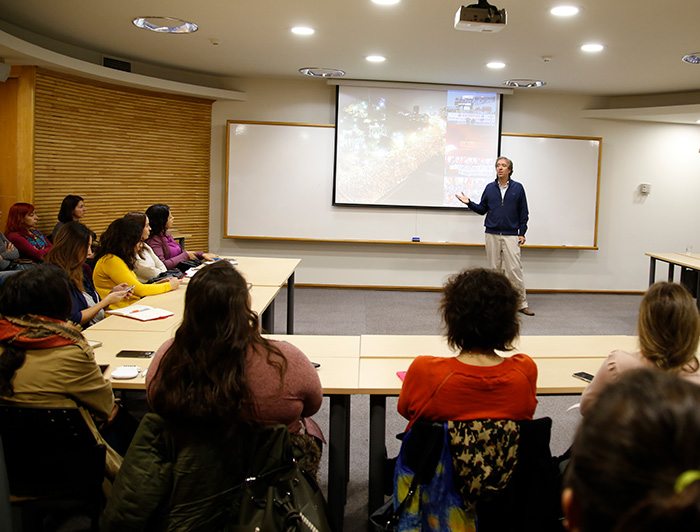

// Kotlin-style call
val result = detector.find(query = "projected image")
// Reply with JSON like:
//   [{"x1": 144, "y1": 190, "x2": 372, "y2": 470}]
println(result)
[{"x1": 334, "y1": 85, "x2": 501, "y2": 209}]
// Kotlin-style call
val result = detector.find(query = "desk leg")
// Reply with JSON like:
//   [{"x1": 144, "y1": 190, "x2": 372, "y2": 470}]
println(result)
[
  {"x1": 261, "y1": 300, "x2": 275, "y2": 333},
  {"x1": 287, "y1": 272, "x2": 295, "y2": 335},
  {"x1": 649, "y1": 257, "x2": 657, "y2": 286},
  {"x1": 368, "y1": 395, "x2": 387, "y2": 516},
  {"x1": 328, "y1": 394, "x2": 349, "y2": 532},
  {"x1": 668, "y1": 263, "x2": 675, "y2": 282}
]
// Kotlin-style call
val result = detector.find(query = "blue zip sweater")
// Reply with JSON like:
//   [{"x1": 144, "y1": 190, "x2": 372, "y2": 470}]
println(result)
[{"x1": 468, "y1": 178, "x2": 529, "y2": 236}]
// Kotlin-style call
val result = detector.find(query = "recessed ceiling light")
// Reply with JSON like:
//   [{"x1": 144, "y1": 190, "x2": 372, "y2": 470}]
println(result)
[
  {"x1": 366, "y1": 55, "x2": 386, "y2": 63},
  {"x1": 550, "y1": 6, "x2": 579, "y2": 16},
  {"x1": 291, "y1": 26, "x2": 315, "y2": 35},
  {"x1": 502, "y1": 79, "x2": 546, "y2": 88},
  {"x1": 132, "y1": 17, "x2": 198, "y2": 34},
  {"x1": 682, "y1": 53, "x2": 700, "y2": 64},
  {"x1": 299, "y1": 67, "x2": 346, "y2": 78},
  {"x1": 372, "y1": 0, "x2": 401, "y2": 4},
  {"x1": 487, "y1": 62, "x2": 506, "y2": 69},
  {"x1": 581, "y1": 43, "x2": 604, "y2": 52}
]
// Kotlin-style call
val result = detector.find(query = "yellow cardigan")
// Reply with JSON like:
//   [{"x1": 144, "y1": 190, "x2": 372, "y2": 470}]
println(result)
[{"x1": 93, "y1": 254, "x2": 171, "y2": 309}]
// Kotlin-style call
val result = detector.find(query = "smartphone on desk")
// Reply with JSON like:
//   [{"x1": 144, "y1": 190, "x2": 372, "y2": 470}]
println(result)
[
  {"x1": 116, "y1": 350, "x2": 155, "y2": 358},
  {"x1": 572, "y1": 371, "x2": 594, "y2": 383}
]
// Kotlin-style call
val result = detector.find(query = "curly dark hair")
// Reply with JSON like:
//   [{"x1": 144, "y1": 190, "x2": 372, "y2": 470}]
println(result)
[
  {"x1": 145, "y1": 204, "x2": 170, "y2": 238},
  {"x1": 441, "y1": 268, "x2": 520, "y2": 353},
  {"x1": 93, "y1": 217, "x2": 143, "y2": 270},
  {"x1": 149, "y1": 260, "x2": 287, "y2": 434}
]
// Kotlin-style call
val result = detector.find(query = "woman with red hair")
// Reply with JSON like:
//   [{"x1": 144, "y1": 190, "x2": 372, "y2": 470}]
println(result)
[{"x1": 5, "y1": 203, "x2": 52, "y2": 262}]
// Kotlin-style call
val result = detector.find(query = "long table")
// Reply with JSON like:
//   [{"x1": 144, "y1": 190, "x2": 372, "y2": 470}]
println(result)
[{"x1": 358, "y1": 334, "x2": 638, "y2": 514}]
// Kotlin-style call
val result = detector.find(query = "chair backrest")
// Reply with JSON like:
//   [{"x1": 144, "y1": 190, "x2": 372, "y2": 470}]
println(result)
[
  {"x1": 0, "y1": 404, "x2": 106, "y2": 497},
  {"x1": 0, "y1": 435, "x2": 13, "y2": 532},
  {"x1": 475, "y1": 417, "x2": 564, "y2": 532},
  {"x1": 398, "y1": 418, "x2": 564, "y2": 532}
]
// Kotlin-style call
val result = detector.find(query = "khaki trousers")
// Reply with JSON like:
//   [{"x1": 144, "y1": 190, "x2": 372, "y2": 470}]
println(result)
[{"x1": 484, "y1": 233, "x2": 528, "y2": 309}]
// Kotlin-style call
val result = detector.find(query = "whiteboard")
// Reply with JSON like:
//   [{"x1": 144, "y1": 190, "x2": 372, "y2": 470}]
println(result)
[{"x1": 225, "y1": 121, "x2": 601, "y2": 248}]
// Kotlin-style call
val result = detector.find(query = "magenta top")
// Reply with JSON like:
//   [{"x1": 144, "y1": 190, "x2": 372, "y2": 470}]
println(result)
[{"x1": 146, "y1": 232, "x2": 202, "y2": 270}]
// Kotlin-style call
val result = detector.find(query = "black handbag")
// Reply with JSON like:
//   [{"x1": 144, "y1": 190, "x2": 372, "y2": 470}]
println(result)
[
  {"x1": 228, "y1": 425, "x2": 332, "y2": 532},
  {"x1": 231, "y1": 464, "x2": 331, "y2": 532},
  {"x1": 175, "y1": 258, "x2": 203, "y2": 273},
  {"x1": 145, "y1": 269, "x2": 185, "y2": 283}
]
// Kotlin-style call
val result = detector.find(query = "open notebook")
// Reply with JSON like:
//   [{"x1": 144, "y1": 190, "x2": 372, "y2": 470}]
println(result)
[{"x1": 106, "y1": 304, "x2": 173, "y2": 321}]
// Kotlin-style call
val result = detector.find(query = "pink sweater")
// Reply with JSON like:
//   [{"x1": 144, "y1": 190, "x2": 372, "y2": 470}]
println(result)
[
  {"x1": 146, "y1": 338, "x2": 324, "y2": 439},
  {"x1": 580, "y1": 350, "x2": 700, "y2": 416}
]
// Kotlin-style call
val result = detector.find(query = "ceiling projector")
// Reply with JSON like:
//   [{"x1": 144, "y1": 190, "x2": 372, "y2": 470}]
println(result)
[{"x1": 454, "y1": 2, "x2": 507, "y2": 33}]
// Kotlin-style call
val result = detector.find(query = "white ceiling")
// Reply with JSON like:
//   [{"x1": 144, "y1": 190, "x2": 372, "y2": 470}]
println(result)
[{"x1": 1, "y1": 0, "x2": 700, "y2": 121}]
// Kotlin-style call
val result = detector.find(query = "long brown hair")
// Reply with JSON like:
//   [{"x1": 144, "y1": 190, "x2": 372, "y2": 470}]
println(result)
[
  {"x1": 638, "y1": 282, "x2": 700, "y2": 372},
  {"x1": 93, "y1": 218, "x2": 142, "y2": 270},
  {"x1": 44, "y1": 221, "x2": 92, "y2": 291},
  {"x1": 149, "y1": 261, "x2": 287, "y2": 433}
]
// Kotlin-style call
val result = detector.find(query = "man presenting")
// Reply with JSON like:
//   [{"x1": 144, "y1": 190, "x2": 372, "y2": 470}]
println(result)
[{"x1": 456, "y1": 156, "x2": 534, "y2": 316}]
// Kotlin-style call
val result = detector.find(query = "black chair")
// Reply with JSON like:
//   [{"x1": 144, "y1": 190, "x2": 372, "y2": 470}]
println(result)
[
  {"x1": 0, "y1": 404, "x2": 106, "y2": 532},
  {"x1": 389, "y1": 418, "x2": 564, "y2": 532},
  {"x1": 0, "y1": 435, "x2": 13, "y2": 532},
  {"x1": 475, "y1": 418, "x2": 565, "y2": 532}
]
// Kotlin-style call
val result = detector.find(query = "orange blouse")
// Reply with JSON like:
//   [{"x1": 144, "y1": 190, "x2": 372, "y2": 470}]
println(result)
[{"x1": 397, "y1": 354, "x2": 538, "y2": 430}]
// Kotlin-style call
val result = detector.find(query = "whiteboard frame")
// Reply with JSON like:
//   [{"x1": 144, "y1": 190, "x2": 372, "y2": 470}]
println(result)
[{"x1": 225, "y1": 121, "x2": 601, "y2": 249}]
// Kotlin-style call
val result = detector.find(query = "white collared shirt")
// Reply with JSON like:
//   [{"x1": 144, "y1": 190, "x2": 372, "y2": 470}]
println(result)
[{"x1": 498, "y1": 179, "x2": 509, "y2": 201}]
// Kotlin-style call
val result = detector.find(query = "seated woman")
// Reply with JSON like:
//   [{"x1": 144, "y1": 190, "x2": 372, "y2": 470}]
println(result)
[
  {"x1": 580, "y1": 281, "x2": 700, "y2": 415},
  {"x1": 398, "y1": 268, "x2": 537, "y2": 427},
  {"x1": 0, "y1": 208, "x2": 21, "y2": 280},
  {"x1": 563, "y1": 368, "x2": 700, "y2": 532},
  {"x1": 123, "y1": 212, "x2": 179, "y2": 283},
  {"x1": 5, "y1": 203, "x2": 52, "y2": 262},
  {"x1": 145, "y1": 204, "x2": 219, "y2": 271},
  {"x1": 52, "y1": 194, "x2": 86, "y2": 238},
  {"x1": 102, "y1": 261, "x2": 323, "y2": 529},
  {"x1": 395, "y1": 268, "x2": 538, "y2": 531},
  {"x1": 92, "y1": 217, "x2": 180, "y2": 309},
  {"x1": 0, "y1": 267, "x2": 121, "y2": 479},
  {"x1": 44, "y1": 222, "x2": 131, "y2": 327}
]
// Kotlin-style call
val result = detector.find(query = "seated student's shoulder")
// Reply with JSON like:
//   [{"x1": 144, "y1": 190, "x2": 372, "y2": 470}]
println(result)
[{"x1": 509, "y1": 353, "x2": 538, "y2": 376}]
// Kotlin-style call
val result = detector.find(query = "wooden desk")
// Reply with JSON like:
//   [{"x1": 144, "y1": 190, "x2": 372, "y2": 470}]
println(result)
[
  {"x1": 646, "y1": 252, "x2": 700, "y2": 292},
  {"x1": 359, "y1": 334, "x2": 637, "y2": 360},
  {"x1": 360, "y1": 333, "x2": 633, "y2": 514},
  {"x1": 84, "y1": 329, "x2": 171, "y2": 389},
  {"x1": 144, "y1": 283, "x2": 281, "y2": 318},
  {"x1": 234, "y1": 257, "x2": 301, "y2": 334}
]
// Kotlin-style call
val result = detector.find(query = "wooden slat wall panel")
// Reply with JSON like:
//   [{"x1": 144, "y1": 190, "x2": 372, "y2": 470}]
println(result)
[{"x1": 32, "y1": 72, "x2": 212, "y2": 250}]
